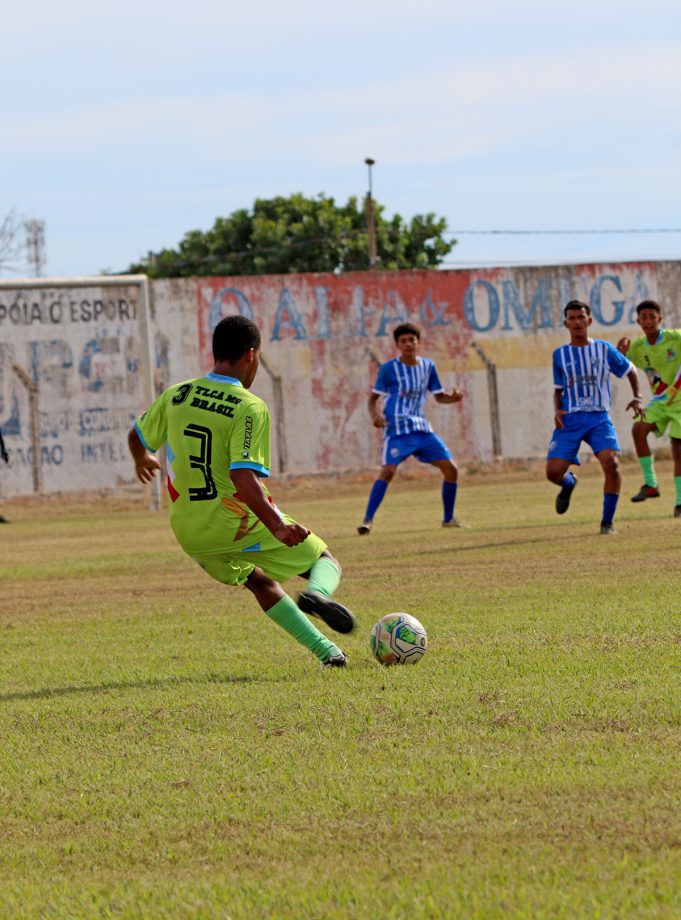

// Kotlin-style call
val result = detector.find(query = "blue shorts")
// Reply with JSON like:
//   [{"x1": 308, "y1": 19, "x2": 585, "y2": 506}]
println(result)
[
  {"x1": 381, "y1": 431, "x2": 451, "y2": 466},
  {"x1": 546, "y1": 411, "x2": 620, "y2": 465}
]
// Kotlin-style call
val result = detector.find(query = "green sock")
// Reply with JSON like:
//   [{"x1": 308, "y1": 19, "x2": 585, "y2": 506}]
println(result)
[
  {"x1": 265, "y1": 595, "x2": 341, "y2": 663},
  {"x1": 639, "y1": 455, "x2": 658, "y2": 488},
  {"x1": 675, "y1": 477, "x2": 681, "y2": 505},
  {"x1": 307, "y1": 556, "x2": 341, "y2": 598}
]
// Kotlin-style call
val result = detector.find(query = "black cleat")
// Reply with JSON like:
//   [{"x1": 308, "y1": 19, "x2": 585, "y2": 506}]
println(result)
[
  {"x1": 631, "y1": 484, "x2": 660, "y2": 502},
  {"x1": 322, "y1": 652, "x2": 348, "y2": 668},
  {"x1": 357, "y1": 520, "x2": 372, "y2": 535},
  {"x1": 298, "y1": 592, "x2": 356, "y2": 634},
  {"x1": 600, "y1": 523, "x2": 616, "y2": 535},
  {"x1": 674, "y1": 505, "x2": 681, "y2": 518},
  {"x1": 555, "y1": 475, "x2": 577, "y2": 514}
]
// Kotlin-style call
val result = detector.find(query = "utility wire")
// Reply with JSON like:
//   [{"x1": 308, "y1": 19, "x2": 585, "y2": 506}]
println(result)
[
  {"x1": 445, "y1": 228, "x2": 681, "y2": 236},
  {"x1": 137, "y1": 226, "x2": 681, "y2": 273}
]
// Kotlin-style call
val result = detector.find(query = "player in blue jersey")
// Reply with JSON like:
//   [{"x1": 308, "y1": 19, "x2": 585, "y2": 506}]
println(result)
[
  {"x1": 546, "y1": 301, "x2": 644, "y2": 534},
  {"x1": 358, "y1": 322, "x2": 465, "y2": 534},
  {"x1": 0, "y1": 429, "x2": 8, "y2": 523}
]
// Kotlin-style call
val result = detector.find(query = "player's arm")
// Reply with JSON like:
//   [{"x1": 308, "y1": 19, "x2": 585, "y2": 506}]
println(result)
[
  {"x1": 434, "y1": 390, "x2": 463, "y2": 404},
  {"x1": 624, "y1": 367, "x2": 645, "y2": 418},
  {"x1": 666, "y1": 367, "x2": 681, "y2": 404},
  {"x1": 368, "y1": 392, "x2": 386, "y2": 428},
  {"x1": 128, "y1": 427, "x2": 162, "y2": 483},
  {"x1": 229, "y1": 468, "x2": 310, "y2": 547},
  {"x1": 427, "y1": 363, "x2": 461, "y2": 404},
  {"x1": 664, "y1": 332, "x2": 681, "y2": 404},
  {"x1": 553, "y1": 388, "x2": 566, "y2": 429}
]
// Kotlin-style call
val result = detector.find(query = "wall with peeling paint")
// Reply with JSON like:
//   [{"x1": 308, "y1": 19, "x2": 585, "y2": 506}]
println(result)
[{"x1": 2, "y1": 260, "x2": 680, "y2": 497}]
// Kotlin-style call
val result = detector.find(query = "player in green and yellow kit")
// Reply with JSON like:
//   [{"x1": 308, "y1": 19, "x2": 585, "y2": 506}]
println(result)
[
  {"x1": 618, "y1": 300, "x2": 681, "y2": 517},
  {"x1": 128, "y1": 314, "x2": 355, "y2": 667}
]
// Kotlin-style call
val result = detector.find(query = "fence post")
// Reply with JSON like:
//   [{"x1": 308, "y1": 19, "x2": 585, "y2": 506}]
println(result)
[
  {"x1": 259, "y1": 355, "x2": 287, "y2": 474},
  {"x1": 137, "y1": 277, "x2": 162, "y2": 511},
  {"x1": 11, "y1": 364, "x2": 41, "y2": 494},
  {"x1": 470, "y1": 341, "x2": 502, "y2": 459}
]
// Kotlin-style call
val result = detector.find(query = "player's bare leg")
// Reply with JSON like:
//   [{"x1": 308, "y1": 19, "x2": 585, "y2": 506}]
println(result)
[
  {"x1": 631, "y1": 420, "x2": 661, "y2": 502},
  {"x1": 596, "y1": 448, "x2": 620, "y2": 534}
]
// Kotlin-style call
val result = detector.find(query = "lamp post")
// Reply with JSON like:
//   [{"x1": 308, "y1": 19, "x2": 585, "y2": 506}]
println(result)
[{"x1": 364, "y1": 157, "x2": 378, "y2": 269}]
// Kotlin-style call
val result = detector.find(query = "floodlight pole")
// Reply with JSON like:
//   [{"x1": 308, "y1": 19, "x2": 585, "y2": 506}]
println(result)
[{"x1": 364, "y1": 158, "x2": 378, "y2": 269}]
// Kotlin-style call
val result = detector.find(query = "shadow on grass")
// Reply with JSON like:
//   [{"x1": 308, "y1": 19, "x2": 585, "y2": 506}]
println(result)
[
  {"x1": 0, "y1": 671, "x2": 279, "y2": 703},
  {"x1": 410, "y1": 528, "x2": 592, "y2": 557}
]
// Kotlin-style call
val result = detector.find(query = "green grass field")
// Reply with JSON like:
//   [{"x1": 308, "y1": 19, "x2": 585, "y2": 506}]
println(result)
[{"x1": 1, "y1": 461, "x2": 680, "y2": 918}]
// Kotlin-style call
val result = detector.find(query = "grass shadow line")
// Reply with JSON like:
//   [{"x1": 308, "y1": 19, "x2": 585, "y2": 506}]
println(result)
[{"x1": 0, "y1": 671, "x2": 278, "y2": 704}]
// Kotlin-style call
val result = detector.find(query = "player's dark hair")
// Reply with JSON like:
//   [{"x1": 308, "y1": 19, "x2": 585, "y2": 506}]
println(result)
[
  {"x1": 212, "y1": 315, "x2": 261, "y2": 361},
  {"x1": 563, "y1": 300, "x2": 591, "y2": 318},
  {"x1": 393, "y1": 322, "x2": 421, "y2": 342},
  {"x1": 636, "y1": 299, "x2": 661, "y2": 316}
]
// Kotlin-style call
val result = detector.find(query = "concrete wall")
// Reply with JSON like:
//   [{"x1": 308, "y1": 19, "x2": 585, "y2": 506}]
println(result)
[{"x1": 2, "y1": 260, "x2": 679, "y2": 497}]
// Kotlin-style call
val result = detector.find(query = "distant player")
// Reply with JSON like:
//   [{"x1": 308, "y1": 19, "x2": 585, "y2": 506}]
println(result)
[
  {"x1": 0, "y1": 428, "x2": 8, "y2": 523},
  {"x1": 546, "y1": 301, "x2": 644, "y2": 534},
  {"x1": 128, "y1": 315, "x2": 355, "y2": 668},
  {"x1": 357, "y1": 322, "x2": 465, "y2": 534},
  {"x1": 617, "y1": 300, "x2": 681, "y2": 517}
]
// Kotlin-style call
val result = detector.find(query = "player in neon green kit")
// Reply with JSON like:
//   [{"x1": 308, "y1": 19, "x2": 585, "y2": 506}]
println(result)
[
  {"x1": 617, "y1": 300, "x2": 681, "y2": 517},
  {"x1": 128, "y1": 314, "x2": 355, "y2": 667}
]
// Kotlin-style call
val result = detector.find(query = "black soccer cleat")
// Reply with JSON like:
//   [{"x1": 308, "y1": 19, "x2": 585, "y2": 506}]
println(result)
[
  {"x1": 631, "y1": 484, "x2": 660, "y2": 503},
  {"x1": 600, "y1": 523, "x2": 616, "y2": 535},
  {"x1": 357, "y1": 520, "x2": 372, "y2": 535},
  {"x1": 555, "y1": 475, "x2": 577, "y2": 515},
  {"x1": 674, "y1": 505, "x2": 681, "y2": 518},
  {"x1": 298, "y1": 591, "x2": 356, "y2": 634},
  {"x1": 322, "y1": 652, "x2": 348, "y2": 668}
]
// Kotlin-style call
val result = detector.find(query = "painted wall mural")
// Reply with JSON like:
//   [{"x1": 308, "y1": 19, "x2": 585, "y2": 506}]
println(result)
[
  {"x1": 0, "y1": 286, "x2": 145, "y2": 496},
  {"x1": 1, "y1": 260, "x2": 677, "y2": 497}
]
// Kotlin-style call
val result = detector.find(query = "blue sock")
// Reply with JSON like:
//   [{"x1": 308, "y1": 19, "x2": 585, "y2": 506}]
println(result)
[
  {"x1": 602, "y1": 492, "x2": 619, "y2": 526},
  {"x1": 442, "y1": 481, "x2": 458, "y2": 522},
  {"x1": 562, "y1": 472, "x2": 576, "y2": 489},
  {"x1": 364, "y1": 480, "x2": 388, "y2": 522}
]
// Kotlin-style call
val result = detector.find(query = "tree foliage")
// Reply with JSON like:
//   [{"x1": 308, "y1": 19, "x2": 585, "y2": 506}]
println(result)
[{"x1": 129, "y1": 193, "x2": 455, "y2": 277}]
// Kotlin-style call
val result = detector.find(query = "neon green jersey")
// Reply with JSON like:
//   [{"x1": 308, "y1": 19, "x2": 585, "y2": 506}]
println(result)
[
  {"x1": 627, "y1": 329, "x2": 681, "y2": 400},
  {"x1": 135, "y1": 372, "x2": 274, "y2": 555}
]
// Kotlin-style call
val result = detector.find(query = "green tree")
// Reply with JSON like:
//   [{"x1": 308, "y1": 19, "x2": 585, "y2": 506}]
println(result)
[{"x1": 128, "y1": 193, "x2": 455, "y2": 277}]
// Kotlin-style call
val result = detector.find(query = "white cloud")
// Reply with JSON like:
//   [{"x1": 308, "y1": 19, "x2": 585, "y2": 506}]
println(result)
[{"x1": 7, "y1": 42, "x2": 679, "y2": 162}]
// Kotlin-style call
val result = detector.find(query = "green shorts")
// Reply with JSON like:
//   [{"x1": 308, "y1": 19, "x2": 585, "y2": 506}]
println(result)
[
  {"x1": 189, "y1": 522, "x2": 327, "y2": 587},
  {"x1": 643, "y1": 396, "x2": 681, "y2": 440}
]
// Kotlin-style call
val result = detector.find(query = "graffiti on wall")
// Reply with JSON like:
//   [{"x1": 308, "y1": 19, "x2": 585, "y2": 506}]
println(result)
[
  {"x1": 0, "y1": 288, "x2": 146, "y2": 487},
  {"x1": 196, "y1": 263, "x2": 656, "y2": 472},
  {"x1": 0, "y1": 261, "x2": 665, "y2": 496},
  {"x1": 197, "y1": 263, "x2": 654, "y2": 357}
]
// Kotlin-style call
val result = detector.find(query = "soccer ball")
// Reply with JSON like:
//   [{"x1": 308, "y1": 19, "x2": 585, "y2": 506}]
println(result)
[{"x1": 370, "y1": 612, "x2": 428, "y2": 665}]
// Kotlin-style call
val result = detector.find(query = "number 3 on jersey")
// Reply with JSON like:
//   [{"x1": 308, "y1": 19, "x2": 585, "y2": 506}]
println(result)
[{"x1": 184, "y1": 424, "x2": 217, "y2": 501}]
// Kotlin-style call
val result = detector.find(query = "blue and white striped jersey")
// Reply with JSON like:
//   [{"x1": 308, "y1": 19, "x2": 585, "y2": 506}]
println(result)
[
  {"x1": 373, "y1": 357, "x2": 444, "y2": 437},
  {"x1": 553, "y1": 339, "x2": 632, "y2": 413}
]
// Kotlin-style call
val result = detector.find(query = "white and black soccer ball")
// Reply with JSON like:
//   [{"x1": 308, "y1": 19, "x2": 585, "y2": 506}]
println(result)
[{"x1": 370, "y1": 612, "x2": 428, "y2": 666}]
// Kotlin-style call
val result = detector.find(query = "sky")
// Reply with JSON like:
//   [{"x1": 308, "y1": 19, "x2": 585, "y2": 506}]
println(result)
[{"x1": 3, "y1": 0, "x2": 681, "y2": 277}]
